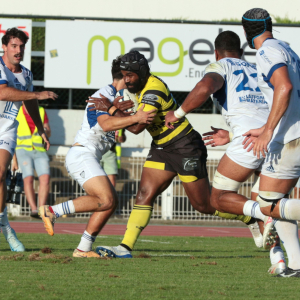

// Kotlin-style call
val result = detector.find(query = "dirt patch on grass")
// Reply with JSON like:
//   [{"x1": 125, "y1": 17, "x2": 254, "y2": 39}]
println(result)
[
  {"x1": 135, "y1": 253, "x2": 151, "y2": 258},
  {"x1": 0, "y1": 254, "x2": 24, "y2": 261},
  {"x1": 109, "y1": 274, "x2": 120, "y2": 278},
  {"x1": 41, "y1": 247, "x2": 52, "y2": 254}
]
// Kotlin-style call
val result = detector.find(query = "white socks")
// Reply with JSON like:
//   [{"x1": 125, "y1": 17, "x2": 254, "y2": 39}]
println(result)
[
  {"x1": 77, "y1": 231, "x2": 97, "y2": 252},
  {"x1": 279, "y1": 198, "x2": 300, "y2": 220},
  {"x1": 0, "y1": 207, "x2": 12, "y2": 234},
  {"x1": 275, "y1": 219, "x2": 300, "y2": 270},
  {"x1": 243, "y1": 200, "x2": 265, "y2": 221},
  {"x1": 50, "y1": 200, "x2": 76, "y2": 218}
]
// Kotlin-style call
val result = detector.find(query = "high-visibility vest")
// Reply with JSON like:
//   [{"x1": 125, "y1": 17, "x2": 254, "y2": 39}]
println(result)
[
  {"x1": 115, "y1": 129, "x2": 123, "y2": 169},
  {"x1": 16, "y1": 106, "x2": 46, "y2": 152}
]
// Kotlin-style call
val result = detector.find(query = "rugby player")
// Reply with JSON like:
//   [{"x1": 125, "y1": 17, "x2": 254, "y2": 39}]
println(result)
[
  {"x1": 89, "y1": 51, "x2": 260, "y2": 259},
  {"x1": 165, "y1": 31, "x2": 285, "y2": 274},
  {"x1": 39, "y1": 56, "x2": 155, "y2": 257},
  {"x1": 241, "y1": 8, "x2": 300, "y2": 277},
  {"x1": 0, "y1": 28, "x2": 57, "y2": 252}
]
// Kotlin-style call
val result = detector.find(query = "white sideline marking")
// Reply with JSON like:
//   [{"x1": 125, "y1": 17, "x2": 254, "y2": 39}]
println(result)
[
  {"x1": 140, "y1": 239, "x2": 171, "y2": 244},
  {"x1": 62, "y1": 230, "x2": 82, "y2": 234},
  {"x1": 207, "y1": 229, "x2": 230, "y2": 233}
]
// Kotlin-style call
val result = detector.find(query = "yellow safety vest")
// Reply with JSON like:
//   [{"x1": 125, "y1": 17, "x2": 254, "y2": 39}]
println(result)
[{"x1": 16, "y1": 106, "x2": 46, "y2": 152}]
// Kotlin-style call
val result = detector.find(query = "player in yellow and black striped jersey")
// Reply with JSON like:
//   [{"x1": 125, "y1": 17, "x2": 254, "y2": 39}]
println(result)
[
  {"x1": 137, "y1": 74, "x2": 192, "y2": 147},
  {"x1": 87, "y1": 51, "x2": 256, "y2": 258}
]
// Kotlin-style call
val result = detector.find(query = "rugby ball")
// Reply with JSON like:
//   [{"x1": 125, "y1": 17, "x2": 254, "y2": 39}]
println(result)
[{"x1": 116, "y1": 89, "x2": 139, "y2": 114}]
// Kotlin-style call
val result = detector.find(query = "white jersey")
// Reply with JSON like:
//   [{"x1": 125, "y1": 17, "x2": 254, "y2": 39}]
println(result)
[
  {"x1": 0, "y1": 57, "x2": 33, "y2": 133},
  {"x1": 256, "y1": 38, "x2": 300, "y2": 144},
  {"x1": 204, "y1": 58, "x2": 269, "y2": 137},
  {"x1": 74, "y1": 84, "x2": 117, "y2": 160}
]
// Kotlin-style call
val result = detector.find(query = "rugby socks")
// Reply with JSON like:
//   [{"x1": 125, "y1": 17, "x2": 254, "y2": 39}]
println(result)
[
  {"x1": 120, "y1": 205, "x2": 153, "y2": 250},
  {"x1": 279, "y1": 198, "x2": 300, "y2": 220},
  {"x1": 77, "y1": 231, "x2": 97, "y2": 252},
  {"x1": 274, "y1": 219, "x2": 300, "y2": 269},
  {"x1": 0, "y1": 207, "x2": 12, "y2": 234},
  {"x1": 214, "y1": 210, "x2": 252, "y2": 224},
  {"x1": 49, "y1": 200, "x2": 75, "y2": 218},
  {"x1": 242, "y1": 200, "x2": 265, "y2": 221}
]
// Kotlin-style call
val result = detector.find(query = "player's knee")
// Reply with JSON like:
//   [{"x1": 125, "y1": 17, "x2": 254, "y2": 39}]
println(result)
[
  {"x1": 212, "y1": 171, "x2": 242, "y2": 192},
  {"x1": 256, "y1": 191, "x2": 286, "y2": 215},
  {"x1": 95, "y1": 193, "x2": 116, "y2": 210},
  {"x1": 136, "y1": 186, "x2": 153, "y2": 205},
  {"x1": 39, "y1": 175, "x2": 50, "y2": 186}
]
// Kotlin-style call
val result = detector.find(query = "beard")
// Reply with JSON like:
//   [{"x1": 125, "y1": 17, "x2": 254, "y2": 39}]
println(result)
[{"x1": 126, "y1": 78, "x2": 143, "y2": 93}]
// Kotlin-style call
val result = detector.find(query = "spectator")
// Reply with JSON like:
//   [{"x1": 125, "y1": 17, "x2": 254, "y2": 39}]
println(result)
[
  {"x1": 12, "y1": 103, "x2": 51, "y2": 218},
  {"x1": 100, "y1": 129, "x2": 126, "y2": 187}
]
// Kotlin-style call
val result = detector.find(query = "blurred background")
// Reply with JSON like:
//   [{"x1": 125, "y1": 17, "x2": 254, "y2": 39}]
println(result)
[{"x1": 1, "y1": 0, "x2": 300, "y2": 222}]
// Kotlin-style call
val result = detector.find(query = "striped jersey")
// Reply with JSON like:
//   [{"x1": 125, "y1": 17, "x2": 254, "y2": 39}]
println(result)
[
  {"x1": 0, "y1": 57, "x2": 33, "y2": 133},
  {"x1": 137, "y1": 75, "x2": 192, "y2": 147},
  {"x1": 256, "y1": 38, "x2": 300, "y2": 144}
]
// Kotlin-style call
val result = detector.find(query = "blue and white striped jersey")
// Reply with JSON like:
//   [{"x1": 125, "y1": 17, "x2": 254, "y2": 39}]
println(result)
[
  {"x1": 204, "y1": 58, "x2": 269, "y2": 137},
  {"x1": 74, "y1": 84, "x2": 117, "y2": 160},
  {"x1": 256, "y1": 38, "x2": 300, "y2": 144},
  {"x1": 0, "y1": 57, "x2": 33, "y2": 133}
]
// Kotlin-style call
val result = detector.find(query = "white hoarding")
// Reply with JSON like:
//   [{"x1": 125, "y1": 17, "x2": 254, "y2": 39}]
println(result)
[
  {"x1": 0, "y1": 19, "x2": 32, "y2": 69},
  {"x1": 45, "y1": 20, "x2": 300, "y2": 91}
]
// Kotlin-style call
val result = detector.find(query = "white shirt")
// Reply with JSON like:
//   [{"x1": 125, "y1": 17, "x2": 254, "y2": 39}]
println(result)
[
  {"x1": 204, "y1": 58, "x2": 269, "y2": 137},
  {"x1": 74, "y1": 84, "x2": 117, "y2": 160},
  {"x1": 0, "y1": 57, "x2": 33, "y2": 133},
  {"x1": 256, "y1": 38, "x2": 300, "y2": 144}
]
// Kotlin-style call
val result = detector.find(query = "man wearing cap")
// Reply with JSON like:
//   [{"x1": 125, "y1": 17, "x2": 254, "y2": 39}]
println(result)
[{"x1": 241, "y1": 8, "x2": 300, "y2": 277}]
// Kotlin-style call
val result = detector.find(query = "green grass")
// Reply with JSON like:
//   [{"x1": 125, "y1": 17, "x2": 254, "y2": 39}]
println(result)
[{"x1": 0, "y1": 233, "x2": 298, "y2": 300}]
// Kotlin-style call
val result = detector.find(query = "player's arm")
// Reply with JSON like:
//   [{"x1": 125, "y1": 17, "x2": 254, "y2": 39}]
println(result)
[
  {"x1": 249, "y1": 48, "x2": 292, "y2": 158},
  {"x1": 24, "y1": 100, "x2": 50, "y2": 151},
  {"x1": 87, "y1": 93, "x2": 157, "y2": 134},
  {"x1": 97, "y1": 104, "x2": 155, "y2": 132},
  {"x1": 0, "y1": 84, "x2": 58, "y2": 101},
  {"x1": 165, "y1": 73, "x2": 224, "y2": 129}
]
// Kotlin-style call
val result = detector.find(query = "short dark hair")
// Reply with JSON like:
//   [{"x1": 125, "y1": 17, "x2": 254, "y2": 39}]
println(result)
[
  {"x1": 215, "y1": 31, "x2": 241, "y2": 53},
  {"x1": 111, "y1": 55, "x2": 123, "y2": 80},
  {"x1": 2, "y1": 27, "x2": 29, "y2": 46}
]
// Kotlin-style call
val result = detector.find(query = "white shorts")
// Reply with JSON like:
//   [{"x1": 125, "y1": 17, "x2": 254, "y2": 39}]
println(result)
[
  {"x1": 226, "y1": 135, "x2": 264, "y2": 170},
  {"x1": 0, "y1": 128, "x2": 17, "y2": 156},
  {"x1": 261, "y1": 138, "x2": 300, "y2": 180},
  {"x1": 65, "y1": 146, "x2": 106, "y2": 188}
]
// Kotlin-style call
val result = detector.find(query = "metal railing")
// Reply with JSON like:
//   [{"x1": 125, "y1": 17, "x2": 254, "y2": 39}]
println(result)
[{"x1": 7, "y1": 155, "x2": 257, "y2": 222}]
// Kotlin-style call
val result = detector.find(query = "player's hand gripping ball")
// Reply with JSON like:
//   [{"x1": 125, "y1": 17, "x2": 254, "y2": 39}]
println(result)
[{"x1": 115, "y1": 89, "x2": 139, "y2": 115}]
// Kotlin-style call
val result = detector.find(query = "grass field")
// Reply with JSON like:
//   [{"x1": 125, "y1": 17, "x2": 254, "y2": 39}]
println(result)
[{"x1": 0, "y1": 233, "x2": 299, "y2": 300}]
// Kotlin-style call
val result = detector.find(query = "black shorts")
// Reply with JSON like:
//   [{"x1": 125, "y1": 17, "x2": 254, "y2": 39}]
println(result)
[{"x1": 144, "y1": 130, "x2": 208, "y2": 183}]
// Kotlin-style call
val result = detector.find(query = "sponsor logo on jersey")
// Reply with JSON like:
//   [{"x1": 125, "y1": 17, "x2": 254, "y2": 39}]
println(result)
[
  {"x1": 239, "y1": 94, "x2": 267, "y2": 104},
  {"x1": 142, "y1": 94, "x2": 159, "y2": 101},
  {"x1": 259, "y1": 51, "x2": 272, "y2": 65},
  {"x1": 147, "y1": 155, "x2": 152, "y2": 159},
  {"x1": 80, "y1": 171, "x2": 85, "y2": 178},
  {"x1": 266, "y1": 165, "x2": 275, "y2": 173}
]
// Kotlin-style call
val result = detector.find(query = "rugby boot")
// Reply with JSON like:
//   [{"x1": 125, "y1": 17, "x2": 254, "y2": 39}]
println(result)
[
  {"x1": 39, "y1": 205, "x2": 56, "y2": 236},
  {"x1": 96, "y1": 245, "x2": 132, "y2": 258},
  {"x1": 263, "y1": 217, "x2": 278, "y2": 250},
  {"x1": 3, "y1": 228, "x2": 25, "y2": 252},
  {"x1": 247, "y1": 220, "x2": 263, "y2": 248},
  {"x1": 276, "y1": 267, "x2": 300, "y2": 277},
  {"x1": 73, "y1": 249, "x2": 100, "y2": 258}
]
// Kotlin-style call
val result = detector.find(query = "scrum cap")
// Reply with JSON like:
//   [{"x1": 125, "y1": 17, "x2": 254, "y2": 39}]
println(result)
[
  {"x1": 120, "y1": 51, "x2": 149, "y2": 80},
  {"x1": 242, "y1": 8, "x2": 272, "y2": 49}
]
